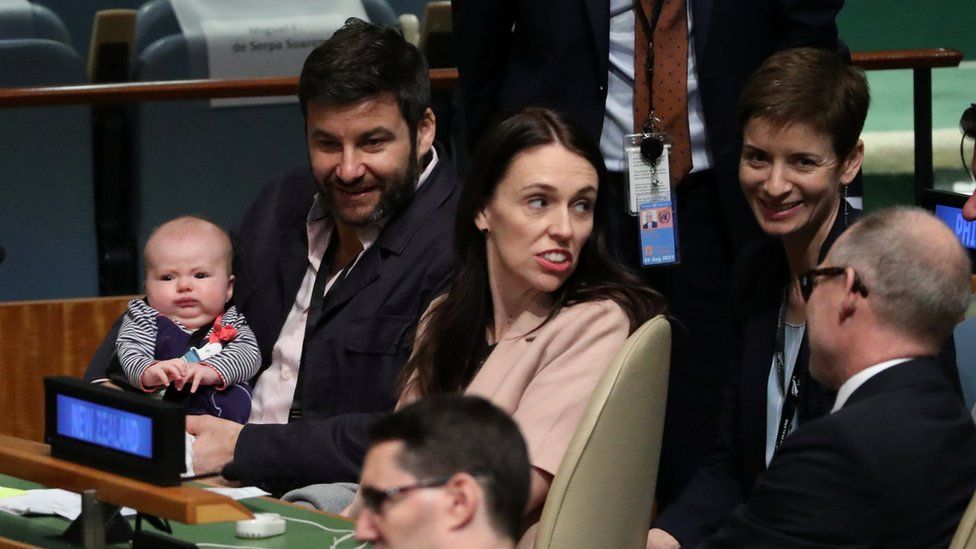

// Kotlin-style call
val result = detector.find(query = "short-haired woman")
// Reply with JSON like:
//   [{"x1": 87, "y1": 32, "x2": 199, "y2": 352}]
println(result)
[{"x1": 649, "y1": 47, "x2": 869, "y2": 548}]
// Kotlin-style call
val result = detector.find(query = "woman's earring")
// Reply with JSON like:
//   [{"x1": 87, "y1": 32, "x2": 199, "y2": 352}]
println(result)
[
  {"x1": 480, "y1": 227, "x2": 490, "y2": 236},
  {"x1": 843, "y1": 185, "x2": 849, "y2": 225}
]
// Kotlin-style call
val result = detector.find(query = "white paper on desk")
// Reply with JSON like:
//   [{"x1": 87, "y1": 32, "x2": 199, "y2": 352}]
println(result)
[
  {"x1": 0, "y1": 489, "x2": 86, "y2": 520},
  {"x1": 184, "y1": 431, "x2": 196, "y2": 477},
  {"x1": 0, "y1": 489, "x2": 139, "y2": 521},
  {"x1": 0, "y1": 485, "x2": 266, "y2": 522},
  {"x1": 206, "y1": 486, "x2": 270, "y2": 500}
]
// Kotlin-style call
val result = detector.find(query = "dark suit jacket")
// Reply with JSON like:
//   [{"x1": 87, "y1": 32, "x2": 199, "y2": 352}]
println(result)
[
  {"x1": 86, "y1": 155, "x2": 460, "y2": 488},
  {"x1": 652, "y1": 208, "x2": 855, "y2": 544},
  {"x1": 453, "y1": 0, "x2": 843, "y2": 248},
  {"x1": 224, "y1": 157, "x2": 459, "y2": 487},
  {"x1": 698, "y1": 356, "x2": 976, "y2": 548}
]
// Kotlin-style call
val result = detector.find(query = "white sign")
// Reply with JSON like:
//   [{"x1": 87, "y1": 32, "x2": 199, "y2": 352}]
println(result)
[{"x1": 169, "y1": 0, "x2": 368, "y2": 107}]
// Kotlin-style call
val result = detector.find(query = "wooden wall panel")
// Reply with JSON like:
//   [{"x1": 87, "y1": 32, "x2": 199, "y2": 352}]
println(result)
[{"x1": 0, "y1": 296, "x2": 134, "y2": 442}]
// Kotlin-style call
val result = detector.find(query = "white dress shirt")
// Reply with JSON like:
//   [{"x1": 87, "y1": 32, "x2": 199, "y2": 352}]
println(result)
[
  {"x1": 249, "y1": 148, "x2": 439, "y2": 424},
  {"x1": 599, "y1": 0, "x2": 711, "y2": 174}
]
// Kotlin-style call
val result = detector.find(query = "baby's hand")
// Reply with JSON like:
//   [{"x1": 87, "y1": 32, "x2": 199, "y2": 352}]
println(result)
[
  {"x1": 180, "y1": 363, "x2": 222, "y2": 393},
  {"x1": 141, "y1": 359, "x2": 186, "y2": 390}
]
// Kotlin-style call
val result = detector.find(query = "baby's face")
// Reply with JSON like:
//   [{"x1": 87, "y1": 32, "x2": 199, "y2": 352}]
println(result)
[{"x1": 144, "y1": 230, "x2": 233, "y2": 330}]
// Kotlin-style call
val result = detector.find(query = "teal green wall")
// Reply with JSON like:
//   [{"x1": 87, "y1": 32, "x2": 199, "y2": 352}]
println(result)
[
  {"x1": 838, "y1": 1, "x2": 976, "y2": 59},
  {"x1": 838, "y1": 2, "x2": 975, "y2": 210}
]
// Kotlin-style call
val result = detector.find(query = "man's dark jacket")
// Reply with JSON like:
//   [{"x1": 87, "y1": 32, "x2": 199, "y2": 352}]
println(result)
[{"x1": 698, "y1": 357, "x2": 976, "y2": 548}]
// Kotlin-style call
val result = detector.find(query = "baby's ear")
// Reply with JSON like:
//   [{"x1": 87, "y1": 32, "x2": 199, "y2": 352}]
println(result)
[{"x1": 226, "y1": 274, "x2": 235, "y2": 302}]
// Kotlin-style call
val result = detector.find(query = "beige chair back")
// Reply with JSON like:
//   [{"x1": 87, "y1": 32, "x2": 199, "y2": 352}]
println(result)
[
  {"x1": 534, "y1": 315, "x2": 671, "y2": 549},
  {"x1": 87, "y1": 9, "x2": 136, "y2": 82},
  {"x1": 419, "y1": 1, "x2": 451, "y2": 52},
  {"x1": 950, "y1": 490, "x2": 976, "y2": 549}
]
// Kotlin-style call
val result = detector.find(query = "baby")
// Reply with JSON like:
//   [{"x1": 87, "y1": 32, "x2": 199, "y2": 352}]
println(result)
[{"x1": 115, "y1": 215, "x2": 260, "y2": 423}]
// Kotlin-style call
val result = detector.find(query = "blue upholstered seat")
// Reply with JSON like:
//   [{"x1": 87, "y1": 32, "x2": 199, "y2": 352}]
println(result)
[
  {"x1": 0, "y1": 39, "x2": 98, "y2": 301},
  {"x1": 0, "y1": 2, "x2": 70, "y2": 43}
]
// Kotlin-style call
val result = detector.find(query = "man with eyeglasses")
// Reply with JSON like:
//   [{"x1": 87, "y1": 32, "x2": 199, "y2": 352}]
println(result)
[
  {"x1": 696, "y1": 207, "x2": 976, "y2": 547},
  {"x1": 351, "y1": 395, "x2": 530, "y2": 548}
]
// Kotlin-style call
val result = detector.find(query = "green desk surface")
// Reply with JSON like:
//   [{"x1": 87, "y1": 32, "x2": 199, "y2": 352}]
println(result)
[{"x1": 0, "y1": 474, "x2": 368, "y2": 548}]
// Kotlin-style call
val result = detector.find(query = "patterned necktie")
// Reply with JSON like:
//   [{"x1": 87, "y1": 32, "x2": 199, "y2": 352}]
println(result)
[{"x1": 634, "y1": 0, "x2": 692, "y2": 183}]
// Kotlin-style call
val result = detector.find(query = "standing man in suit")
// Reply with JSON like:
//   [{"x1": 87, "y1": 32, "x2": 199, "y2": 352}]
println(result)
[
  {"x1": 86, "y1": 19, "x2": 460, "y2": 491},
  {"x1": 696, "y1": 207, "x2": 976, "y2": 547},
  {"x1": 453, "y1": 0, "x2": 845, "y2": 505}
]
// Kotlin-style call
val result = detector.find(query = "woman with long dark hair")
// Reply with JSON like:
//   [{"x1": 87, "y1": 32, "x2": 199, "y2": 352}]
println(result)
[{"x1": 392, "y1": 107, "x2": 667, "y2": 545}]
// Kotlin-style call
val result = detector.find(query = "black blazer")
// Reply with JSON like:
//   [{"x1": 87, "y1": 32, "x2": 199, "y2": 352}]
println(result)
[
  {"x1": 652, "y1": 208, "x2": 855, "y2": 544},
  {"x1": 86, "y1": 156, "x2": 460, "y2": 488},
  {"x1": 699, "y1": 357, "x2": 976, "y2": 548},
  {"x1": 453, "y1": 0, "x2": 843, "y2": 248},
  {"x1": 223, "y1": 157, "x2": 459, "y2": 487}
]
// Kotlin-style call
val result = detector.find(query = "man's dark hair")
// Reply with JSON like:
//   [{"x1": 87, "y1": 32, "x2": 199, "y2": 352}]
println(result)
[
  {"x1": 369, "y1": 395, "x2": 530, "y2": 541},
  {"x1": 298, "y1": 18, "x2": 431, "y2": 136}
]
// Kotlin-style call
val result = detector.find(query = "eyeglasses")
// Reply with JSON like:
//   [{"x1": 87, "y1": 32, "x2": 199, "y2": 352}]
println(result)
[
  {"x1": 360, "y1": 475, "x2": 453, "y2": 514},
  {"x1": 961, "y1": 103, "x2": 976, "y2": 178},
  {"x1": 798, "y1": 266, "x2": 870, "y2": 302}
]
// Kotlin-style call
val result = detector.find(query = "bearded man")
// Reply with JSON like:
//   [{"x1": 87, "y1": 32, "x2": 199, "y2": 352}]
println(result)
[{"x1": 86, "y1": 19, "x2": 460, "y2": 493}]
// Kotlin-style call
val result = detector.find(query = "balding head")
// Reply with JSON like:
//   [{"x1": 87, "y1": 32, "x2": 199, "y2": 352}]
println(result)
[{"x1": 827, "y1": 207, "x2": 971, "y2": 346}]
